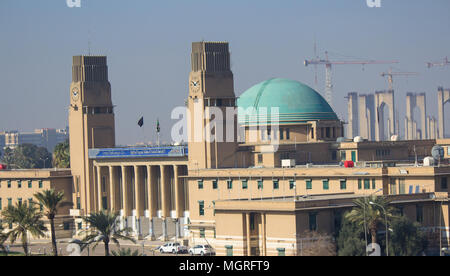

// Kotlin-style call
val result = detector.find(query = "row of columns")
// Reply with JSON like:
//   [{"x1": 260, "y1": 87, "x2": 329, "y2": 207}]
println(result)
[{"x1": 94, "y1": 164, "x2": 186, "y2": 219}]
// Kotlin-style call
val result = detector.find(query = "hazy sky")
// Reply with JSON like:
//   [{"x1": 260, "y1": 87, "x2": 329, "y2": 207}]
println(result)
[{"x1": 1, "y1": 0, "x2": 449, "y2": 145}]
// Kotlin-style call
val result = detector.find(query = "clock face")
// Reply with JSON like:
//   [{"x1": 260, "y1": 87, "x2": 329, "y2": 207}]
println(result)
[
  {"x1": 190, "y1": 78, "x2": 200, "y2": 93},
  {"x1": 72, "y1": 88, "x2": 80, "y2": 101}
]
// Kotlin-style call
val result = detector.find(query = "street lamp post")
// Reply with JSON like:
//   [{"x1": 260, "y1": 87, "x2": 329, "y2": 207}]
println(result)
[{"x1": 369, "y1": 201, "x2": 388, "y2": 256}]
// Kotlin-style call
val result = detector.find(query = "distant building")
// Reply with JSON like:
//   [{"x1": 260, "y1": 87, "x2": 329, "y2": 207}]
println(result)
[{"x1": 2, "y1": 128, "x2": 68, "y2": 153}]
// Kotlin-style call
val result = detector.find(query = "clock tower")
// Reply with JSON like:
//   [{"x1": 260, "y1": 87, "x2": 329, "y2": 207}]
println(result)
[
  {"x1": 188, "y1": 42, "x2": 238, "y2": 169},
  {"x1": 69, "y1": 55, "x2": 116, "y2": 215}
]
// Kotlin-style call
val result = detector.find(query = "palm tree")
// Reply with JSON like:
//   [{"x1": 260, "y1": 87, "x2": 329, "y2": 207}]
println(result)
[
  {"x1": 111, "y1": 248, "x2": 142, "y2": 256},
  {"x1": 0, "y1": 224, "x2": 8, "y2": 255},
  {"x1": 79, "y1": 210, "x2": 136, "y2": 256},
  {"x1": 1, "y1": 202, "x2": 47, "y2": 256},
  {"x1": 52, "y1": 140, "x2": 70, "y2": 168},
  {"x1": 346, "y1": 196, "x2": 396, "y2": 246},
  {"x1": 34, "y1": 189, "x2": 72, "y2": 256}
]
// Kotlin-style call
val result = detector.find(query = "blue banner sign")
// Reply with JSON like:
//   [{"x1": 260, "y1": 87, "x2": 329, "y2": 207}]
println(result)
[{"x1": 89, "y1": 146, "x2": 188, "y2": 159}]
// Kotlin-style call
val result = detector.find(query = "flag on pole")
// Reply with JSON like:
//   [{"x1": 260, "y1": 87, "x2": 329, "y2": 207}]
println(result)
[
  {"x1": 156, "y1": 118, "x2": 160, "y2": 133},
  {"x1": 138, "y1": 116, "x2": 144, "y2": 127}
]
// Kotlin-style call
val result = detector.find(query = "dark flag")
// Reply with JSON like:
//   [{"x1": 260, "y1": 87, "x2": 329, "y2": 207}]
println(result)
[{"x1": 138, "y1": 117, "x2": 144, "y2": 127}]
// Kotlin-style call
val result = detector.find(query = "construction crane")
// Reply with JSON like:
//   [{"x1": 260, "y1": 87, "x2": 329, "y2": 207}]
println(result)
[
  {"x1": 380, "y1": 69, "x2": 419, "y2": 90},
  {"x1": 304, "y1": 51, "x2": 399, "y2": 108},
  {"x1": 426, "y1": 57, "x2": 449, "y2": 68}
]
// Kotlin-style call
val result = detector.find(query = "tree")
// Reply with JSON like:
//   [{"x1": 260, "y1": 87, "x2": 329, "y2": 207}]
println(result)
[
  {"x1": 111, "y1": 248, "x2": 142, "y2": 256},
  {"x1": 346, "y1": 196, "x2": 396, "y2": 246},
  {"x1": 0, "y1": 223, "x2": 8, "y2": 255},
  {"x1": 1, "y1": 144, "x2": 52, "y2": 169},
  {"x1": 34, "y1": 189, "x2": 72, "y2": 256},
  {"x1": 53, "y1": 140, "x2": 70, "y2": 168},
  {"x1": 79, "y1": 210, "x2": 136, "y2": 256},
  {"x1": 389, "y1": 216, "x2": 428, "y2": 256},
  {"x1": 336, "y1": 214, "x2": 366, "y2": 256},
  {"x1": 1, "y1": 202, "x2": 47, "y2": 256},
  {"x1": 298, "y1": 231, "x2": 336, "y2": 256}
]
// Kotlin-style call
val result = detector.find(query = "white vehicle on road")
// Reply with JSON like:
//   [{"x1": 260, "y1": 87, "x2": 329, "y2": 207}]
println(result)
[
  {"x1": 159, "y1": 242, "x2": 188, "y2": 254},
  {"x1": 189, "y1": 245, "x2": 215, "y2": 256}
]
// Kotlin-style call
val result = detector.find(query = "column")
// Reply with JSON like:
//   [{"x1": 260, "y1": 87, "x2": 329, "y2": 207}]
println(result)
[
  {"x1": 147, "y1": 165, "x2": 156, "y2": 240},
  {"x1": 174, "y1": 165, "x2": 182, "y2": 218},
  {"x1": 96, "y1": 166, "x2": 102, "y2": 211},
  {"x1": 134, "y1": 165, "x2": 142, "y2": 217},
  {"x1": 261, "y1": 213, "x2": 267, "y2": 256},
  {"x1": 160, "y1": 165, "x2": 169, "y2": 218},
  {"x1": 121, "y1": 166, "x2": 129, "y2": 217},
  {"x1": 108, "y1": 166, "x2": 116, "y2": 212},
  {"x1": 246, "y1": 213, "x2": 251, "y2": 256}
]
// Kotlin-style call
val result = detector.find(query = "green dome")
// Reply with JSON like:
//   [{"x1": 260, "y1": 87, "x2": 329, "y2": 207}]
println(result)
[{"x1": 237, "y1": 78, "x2": 338, "y2": 125}]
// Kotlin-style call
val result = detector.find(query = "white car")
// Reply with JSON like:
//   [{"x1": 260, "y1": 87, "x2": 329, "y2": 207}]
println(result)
[
  {"x1": 189, "y1": 245, "x2": 215, "y2": 256},
  {"x1": 159, "y1": 242, "x2": 188, "y2": 254}
]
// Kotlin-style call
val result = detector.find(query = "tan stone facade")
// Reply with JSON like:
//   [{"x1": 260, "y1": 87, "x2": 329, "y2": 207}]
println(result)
[{"x1": 0, "y1": 169, "x2": 74, "y2": 239}]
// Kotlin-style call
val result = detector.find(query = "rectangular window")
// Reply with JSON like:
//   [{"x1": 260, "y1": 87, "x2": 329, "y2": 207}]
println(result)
[
  {"x1": 0, "y1": 198, "x2": 2, "y2": 210},
  {"x1": 198, "y1": 180, "x2": 204, "y2": 190},
  {"x1": 39, "y1": 180, "x2": 43, "y2": 189},
  {"x1": 399, "y1": 179, "x2": 406, "y2": 194},
  {"x1": 199, "y1": 201, "x2": 205, "y2": 216},
  {"x1": 7, "y1": 180, "x2": 11, "y2": 188},
  {"x1": 258, "y1": 154, "x2": 263, "y2": 164},
  {"x1": 226, "y1": 246, "x2": 233, "y2": 256},
  {"x1": 28, "y1": 198, "x2": 33, "y2": 205},
  {"x1": 416, "y1": 205, "x2": 423, "y2": 223},
  {"x1": 372, "y1": 179, "x2": 376, "y2": 189},
  {"x1": 76, "y1": 197, "x2": 81, "y2": 210},
  {"x1": 311, "y1": 127, "x2": 315, "y2": 139},
  {"x1": 341, "y1": 151, "x2": 346, "y2": 161},
  {"x1": 364, "y1": 179, "x2": 370, "y2": 190},
  {"x1": 306, "y1": 180, "x2": 312, "y2": 190},
  {"x1": 340, "y1": 180, "x2": 347, "y2": 190},
  {"x1": 390, "y1": 178, "x2": 397, "y2": 195},
  {"x1": 442, "y1": 177, "x2": 448, "y2": 190},
  {"x1": 273, "y1": 180, "x2": 279, "y2": 190},
  {"x1": 18, "y1": 180, "x2": 22, "y2": 188},
  {"x1": 18, "y1": 198, "x2": 22, "y2": 206},
  {"x1": 212, "y1": 180, "x2": 218, "y2": 190},
  {"x1": 309, "y1": 213, "x2": 317, "y2": 231},
  {"x1": 242, "y1": 180, "x2": 248, "y2": 190},
  {"x1": 258, "y1": 180, "x2": 264, "y2": 190},
  {"x1": 289, "y1": 180, "x2": 295, "y2": 190},
  {"x1": 28, "y1": 180, "x2": 32, "y2": 188},
  {"x1": 227, "y1": 180, "x2": 233, "y2": 190},
  {"x1": 200, "y1": 228, "x2": 205, "y2": 238},
  {"x1": 286, "y1": 128, "x2": 290, "y2": 140},
  {"x1": 351, "y1": 151, "x2": 357, "y2": 162},
  {"x1": 323, "y1": 180, "x2": 329, "y2": 190},
  {"x1": 8, "y1": 198, "x2": 12, "y2": 206},
  {"x1": 277, "y1": 248, "x2": 286, "y2": 256},
  {"x1": 250, "y1": 213, "x2": 255, "y2": 230},
  {"x1": 77, "y1": 222, "x2": 82, "y2": 230},
  {"x1": 102, "y1": 176, "x2": 106, "y2": 192},
  {"x1": 358, "y1": 179, "x2": 362, "y2": 190},
  {"x1": 102, "y1": 196, "x2": 108, "y2": 210},
  {"x1": 280, "y1": 128, "x2": 284, "y2": 140},
  {"x1": 63, "y1": 222, "x2": 71, "y2": 231}
]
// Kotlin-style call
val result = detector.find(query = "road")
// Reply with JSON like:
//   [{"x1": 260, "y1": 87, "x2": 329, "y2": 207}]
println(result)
[{"x1": 3, "y1": 238, "x2": 191, "y2": 256}]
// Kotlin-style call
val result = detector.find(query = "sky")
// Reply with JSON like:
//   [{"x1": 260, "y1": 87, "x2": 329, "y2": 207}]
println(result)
[{"x1": 0, "y1": 0, "x2": 449, "y2": 145}]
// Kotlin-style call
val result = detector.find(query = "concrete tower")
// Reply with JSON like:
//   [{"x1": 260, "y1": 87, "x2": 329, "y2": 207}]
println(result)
[
  {"x1": 375, "y1": 90, "x2": 395, "y2": 141},
  {"x1": 358, "y1": 94, "x2": 375, "y2": 141},
  {"x1": 69, "y1": 56, "x2": 115, "y2": 215},
  {"x1": 438, "y1": 87, "x2": 450, "y2": 139},
  {"x1": 187, "y1": 42, "x2": 238, "y2": 170},
  {"x1": 405, "y1": 92, "x2": 427, "y2": 140},
  {"x1": 346, "y1": 92, "x2": 359, "y2": 139}
]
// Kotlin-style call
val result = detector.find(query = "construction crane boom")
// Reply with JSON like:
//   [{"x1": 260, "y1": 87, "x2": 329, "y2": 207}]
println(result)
[
  {"x1": 304, "y1": 51, "x2": 399, "y2": 108},
  {"x1": 380, "y1": 69, "x2": 419, "y2": 91},
  {"x1": 426, "y1": 57, "x2": 449, "y2": 68}
]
